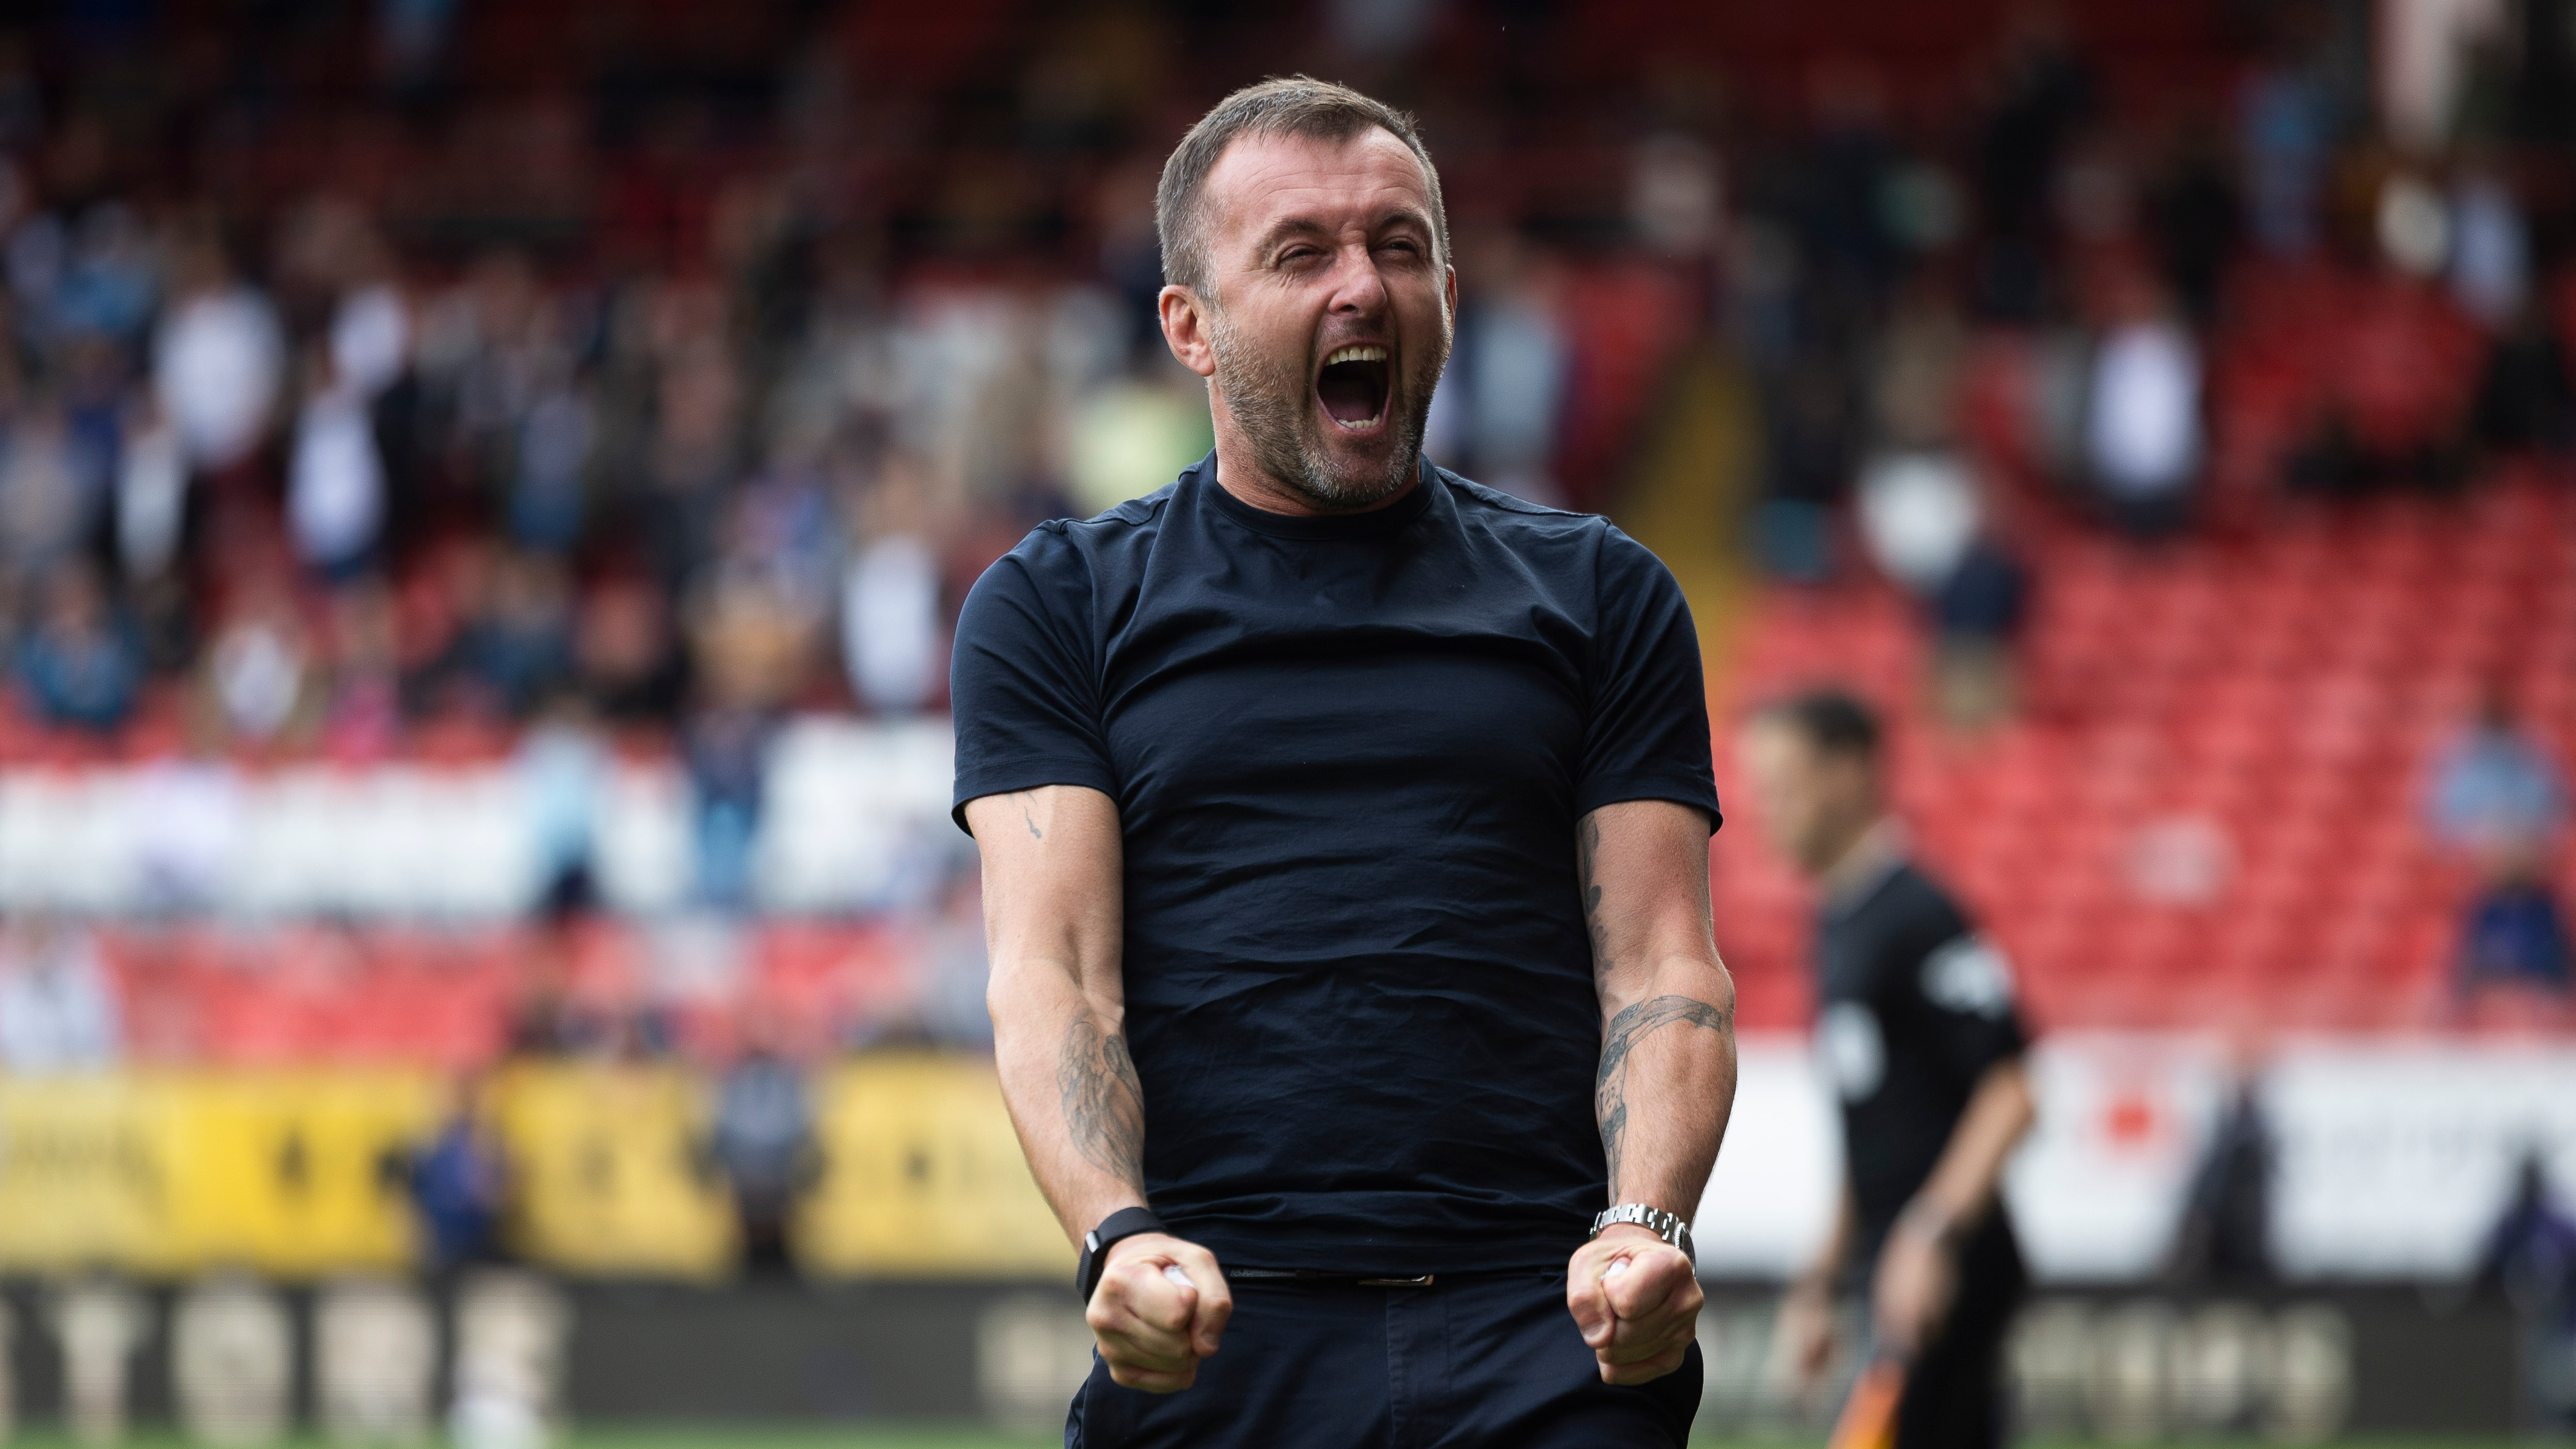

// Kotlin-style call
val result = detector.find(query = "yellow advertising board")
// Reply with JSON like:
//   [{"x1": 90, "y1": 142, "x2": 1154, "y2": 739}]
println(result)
[
  {"x1": 795, "y1": 1052, "x2": 1071, "y2": 1279},
  {"x1": 157, "y1": 1070, "x2": 442, "y2": 1276},
  {"x1": 0, "y1": 1071, "x2": 438, "y2": 1278},
  {"x1": 484, "y1": 1061, "x2": 737, "y2": 1280},
  {"x1": 0, "y1": 1053, "x2": 1066, "y2": 1282},
  {"x1": 0, "y1": 1073, "x2": 175, "y2": 1273}
]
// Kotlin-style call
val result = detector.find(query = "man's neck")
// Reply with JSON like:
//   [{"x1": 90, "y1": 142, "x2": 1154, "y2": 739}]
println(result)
[
  {"x1": 1208, "y1": 427, "x2": 1419, "y2": 519},
  {"x1": 1818, "y1": 815, "x2": 1905, "y2": 908}
]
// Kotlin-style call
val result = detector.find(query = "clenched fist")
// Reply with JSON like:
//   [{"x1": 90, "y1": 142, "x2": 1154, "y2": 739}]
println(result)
[
  {"x1": 1087, "y1": 1232, "x2": 1233, "y2": 1393},
  {"x1": 1566, "y1": 1224, "x2": 1703, "y2": 1385}
]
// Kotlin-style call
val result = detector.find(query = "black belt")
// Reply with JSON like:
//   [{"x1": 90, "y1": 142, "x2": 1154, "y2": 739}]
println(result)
[{"x1": 1224, "y1": 1268, "x2": 1436, "y2": 1288}]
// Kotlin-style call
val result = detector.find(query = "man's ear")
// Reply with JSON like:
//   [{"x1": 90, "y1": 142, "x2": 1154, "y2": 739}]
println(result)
[{"x1": 1158, "y1": 286, "x2": 1218, "y2": 379}]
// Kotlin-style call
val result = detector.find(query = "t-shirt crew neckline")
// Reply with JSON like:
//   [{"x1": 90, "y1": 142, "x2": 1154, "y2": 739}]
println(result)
[{"x1": 1197, "y1": 453, "x2": 1439, "y2": 540}]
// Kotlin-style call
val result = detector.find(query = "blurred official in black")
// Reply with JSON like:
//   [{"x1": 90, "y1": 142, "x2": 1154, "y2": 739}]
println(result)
[{"x1": 1740, "y1": 691, "x2": 2037, "y2": 1448}]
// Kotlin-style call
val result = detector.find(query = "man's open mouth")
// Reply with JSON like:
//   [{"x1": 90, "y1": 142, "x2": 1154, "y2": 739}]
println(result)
[{"x1": 1316, "y1": 344, "x2": 1391, "y2": 432}]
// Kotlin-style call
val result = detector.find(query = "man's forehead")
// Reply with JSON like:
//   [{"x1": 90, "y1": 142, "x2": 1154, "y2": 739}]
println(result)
[{"x1": 1202, "y1": 128, "x2": 1432, "y2": 234}]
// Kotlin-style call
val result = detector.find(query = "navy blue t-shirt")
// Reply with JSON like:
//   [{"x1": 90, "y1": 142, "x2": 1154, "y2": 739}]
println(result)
[{"x1": 950, "y1": 455, "x2": 1718, "y2": 1273}]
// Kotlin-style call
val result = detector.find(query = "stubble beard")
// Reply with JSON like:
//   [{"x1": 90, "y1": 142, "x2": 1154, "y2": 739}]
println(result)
[{"x1": 1207, "y1": 305, "x2": 1449, "y2": 513}]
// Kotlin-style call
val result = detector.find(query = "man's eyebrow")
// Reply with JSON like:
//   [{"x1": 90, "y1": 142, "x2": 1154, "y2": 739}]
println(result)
[
  {"x1": 1249, "y1": 215, "x2": 1332, "y2": 257},
  {"x1": 1248, "y1": 206, "x2": 1436, "y2": 261}
]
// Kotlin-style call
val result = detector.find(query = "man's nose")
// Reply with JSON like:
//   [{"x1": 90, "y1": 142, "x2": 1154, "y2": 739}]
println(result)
[{"x1": 1325, "y1": 245, "x2": 1389, "y2": 316}]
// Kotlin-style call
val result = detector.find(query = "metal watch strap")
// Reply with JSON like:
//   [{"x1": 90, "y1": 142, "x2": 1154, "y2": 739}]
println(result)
[
  {"x1": 1076, "y1": 1206, "x2": 1166, "y2": 1303},
  {"x1": 1590, "y1": 1203, "x2": 1696, "y2": 1261}
]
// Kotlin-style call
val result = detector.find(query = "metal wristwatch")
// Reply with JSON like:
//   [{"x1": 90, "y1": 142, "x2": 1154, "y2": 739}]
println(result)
[{"x1": 1590, "y1": 1203, "x2": 1696, "y2": 1262}]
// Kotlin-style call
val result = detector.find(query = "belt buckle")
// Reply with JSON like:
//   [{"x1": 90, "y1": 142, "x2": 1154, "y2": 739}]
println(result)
[{"x1": 1354, "y1": 1274, "x2": 1435, "y2": 1288}]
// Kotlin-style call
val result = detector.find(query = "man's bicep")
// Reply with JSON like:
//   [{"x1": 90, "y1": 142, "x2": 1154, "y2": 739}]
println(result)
[
  {"x1": 968, "y1": 784, "x2": 1123, "y2": 999},
  {"x1": 1579, "y1": 798, "x2": 1722, "y2": 984}
]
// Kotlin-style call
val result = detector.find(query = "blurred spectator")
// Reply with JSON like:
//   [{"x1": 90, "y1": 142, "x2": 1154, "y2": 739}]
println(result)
[
  {"x1": 2448, "y1": 164, "x2": 2530, "y2": 328},
  {"x1": 411, "y1": 1077, "x2": 508, "y2": 1274},
  {"x1": 16, "y1": 559, "x2": 140, "y2": 731},
  {"x1": 2144, "y1": 125, "x2": 2241, "y2": 326},
  {"x1": 709, "y1": 1025, "x2": 816, "y2": 1276},
  {"x1": 2469, "y1": 301, "x2": 2576, "y2": 457},
  {"x1": 682, "y1": 706, "x2": 774, "y2": 914},
  {"x1": 0, "y1": 915, "x2": 121, "y2": 1071},
  {"x1": 113, "y1": 405, "x2": 188, "y2": 582},
  {"x1": 2427, "y1": 691, "x2": 2572, "y2": 1000},
  {"x1": 153, "y1": 235, "x2": 284, "y2": 476},
  {"x1": 839, "y1": 455, "x2": 943, "y2": 715},
  {"x1": 1857, "y1": 451, "x2": 1980, "y2": 595},
  {"x1": 0, "y1": 398, "x2": 106, "y2": 572},
  {"x1": 129, "y1": 713, "x2": 244, "y2": 912},
  {"x1": 1856, "y1": 450, "x2": 2029, "y2": 731},
  {"x1": 1441, "y1": 230, "x2": 1571, "y2": 506},
  {"x1": 287, "y1": 365, "x2": 391, "y2": 580},
  {"x1": 1755, "y1": 344, "x2": 1861, "y2": 582},
  {"x1": 2474, "y1": 1151, "x2": 2576, "y2": 1432},
  {"x1": 2167, "y1": 1046, "x2": 2276, "y2": 1283},
  {"x1": 1928, "y1": 539, "x2": 2030, "y2": 733},
  {"x1": 2082, "y1": 278, "x2": 2203, "y2": 537},
  {"x1": 318, "y1": 582, "x2": 404, "y2": 759},
  {"x1": 2239, "y1": 53, "x2": 2336, "y2": 256},
  {"x1": 576, "y1": 575, "x2": 686, "y2": 722},
  {"x1": 449, "y1": 550, "x2": 577, "y2": 721},
  {"x1": 1971, "y1": 12, "x2": 2092, "y2": 320},
  {"x1": 517, "y1": 691, "x2": 607, "y2": 918},
  {"x1": 204, "y1": 588, "x2": 312, "y2": 744},
  {"x1": 510, "y1": 384, "x2": 593, "y2": 555}
]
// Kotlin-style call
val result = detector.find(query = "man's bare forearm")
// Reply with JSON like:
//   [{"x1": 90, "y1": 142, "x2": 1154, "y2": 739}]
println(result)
[
  {"x1": 1055, "y1": 1011, "x2": 1146, "y2": 1183},
  {"x1": 992, "y1": 977, "x2": 1150, "y2": 1243},
  {"x1": 969, "y1": 785, "x2": 1142, "y2": 1247},
  {"x1": 1577, "y1": 801, "x2": 1740, "y2": 1218},
  {"x1": 1594, "y1": 957, "x2": 1740, "y2": 1209}
]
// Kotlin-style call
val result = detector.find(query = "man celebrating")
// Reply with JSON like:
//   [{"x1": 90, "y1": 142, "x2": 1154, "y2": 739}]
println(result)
[
  {"x1": 952, "y1": 77, "x2": 1737, "y2": 1446},
  {"x1": 1738, "y1": 692, "x2": 2036, "y2": 1448}
]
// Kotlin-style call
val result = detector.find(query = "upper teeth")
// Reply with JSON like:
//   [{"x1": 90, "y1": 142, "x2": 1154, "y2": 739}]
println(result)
[{"x1": 1325, "y1": 345, "x2": 1388, "y2": 366}]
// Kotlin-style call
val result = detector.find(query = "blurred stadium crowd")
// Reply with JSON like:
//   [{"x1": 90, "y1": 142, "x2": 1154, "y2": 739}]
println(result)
[{"x1": 0, "y1": 0, "x2": 2567, "y2": 1300}]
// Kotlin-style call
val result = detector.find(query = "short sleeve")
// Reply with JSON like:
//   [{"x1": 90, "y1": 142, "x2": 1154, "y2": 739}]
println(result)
[
  {"x1": 1577, "y1": 527, "x2": 1720, "y2": 830},
  {"x1": 948, "y1": 534, "x2": 1120, "y2": 834},
  {"x1": 1911, "y1": 929, "x2": 2031, "y2": 1083}
]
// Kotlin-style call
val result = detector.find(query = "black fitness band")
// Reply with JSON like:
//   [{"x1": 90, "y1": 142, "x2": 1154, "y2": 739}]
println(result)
[{"x1": 1076, "y1": 1206, "x2": 1167, "y2": 1303}]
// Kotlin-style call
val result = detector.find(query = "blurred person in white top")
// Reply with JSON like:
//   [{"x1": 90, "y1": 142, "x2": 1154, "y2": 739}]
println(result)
[
  {"x1": 838, "y1": 453, "x2": 944, "y2": 716},
  {"x1": 154, "y1": 230, "x2": 284, "y2": 476},
  {"x1": 0, "y1": 914, "x2": 120, "y2": 1072},
  {"x1": 2083, "y1": 275, "x2": 2202, "y2": 538}
]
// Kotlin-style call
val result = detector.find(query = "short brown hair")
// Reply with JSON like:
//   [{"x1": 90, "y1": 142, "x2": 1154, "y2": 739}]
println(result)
[{"x1": 1154, "y1": 76, "x2": 1449, "y2": 299}]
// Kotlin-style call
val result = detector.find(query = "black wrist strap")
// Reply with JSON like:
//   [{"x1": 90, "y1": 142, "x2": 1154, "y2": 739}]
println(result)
[{"x1": 1076, "y1": 1206, "x2": 1166, "y2": 1303}]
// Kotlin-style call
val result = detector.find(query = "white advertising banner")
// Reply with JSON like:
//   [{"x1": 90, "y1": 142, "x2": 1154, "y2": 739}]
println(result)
[
  {"x1": 1694, "y1": 1032, "x2": 2227, "y2": 1282},
  {"x1": 2263, "y1": 1040, "x2": 2576, "y2": 1279},
  {"x1": 1689, "y1": 1032, "x2": 2576, "y2": 1283}
]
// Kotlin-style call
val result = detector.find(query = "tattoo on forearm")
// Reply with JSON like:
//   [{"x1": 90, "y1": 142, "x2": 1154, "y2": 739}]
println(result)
[
  {"x1": 1057, "y1": 1015, "x2": 1146, "y2": 1186},
  {"x1": 1576, "y1": 815, "x2": 1608, "y2": 978},
  {"x1": 1595, "y1": 993, "x2": 1735, "y2": 1198}
]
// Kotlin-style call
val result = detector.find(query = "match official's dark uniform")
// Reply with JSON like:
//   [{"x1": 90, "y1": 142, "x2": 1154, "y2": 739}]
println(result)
[
  {"x1": 953, "y1": 455, "x2": 1716, "y2": 1447},
  {"x1": 1816, "y1": 858, "x2": 2030, "y2": 1448}
]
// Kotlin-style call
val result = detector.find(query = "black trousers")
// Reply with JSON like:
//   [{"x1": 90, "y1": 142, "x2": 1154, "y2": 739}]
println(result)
[
  {"x1": 1892, "y1": 1214, "x2": 2028, "y2": 1449},
  {"x1": 1066, "y1": 1269, "x2": 1702, "y2": 1448}
]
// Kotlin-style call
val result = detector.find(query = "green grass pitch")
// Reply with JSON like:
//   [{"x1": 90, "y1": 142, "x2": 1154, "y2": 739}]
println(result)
[{"x1": 0, "y1": 1429, "x2": 2520, "y2": 1448}]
